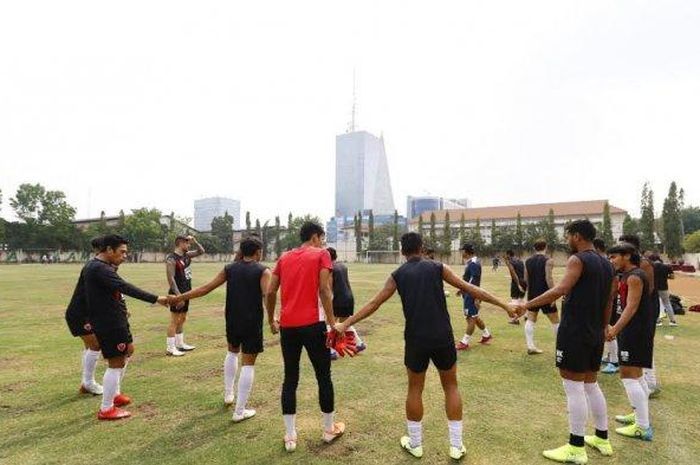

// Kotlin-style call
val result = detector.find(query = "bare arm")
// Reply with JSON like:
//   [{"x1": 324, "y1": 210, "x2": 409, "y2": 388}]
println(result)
[
  {"x1": 545, "y1": 258, "x2": 555, "y2": 289},
  {"x1": 171, "y1": 270, "x2": 227, "y2": 303},
  {"x1": 602, "y1": 275, "x2": 618, "y2": 329},
  {"x1": 265, "y1": 274, "x2": 280, "y2": 333},
  {"x1": 609, "y1": 275, "x2": 642, "y2": 339},
  {"x1": 336, "y1": 276, "x2": 397, "y2": 332},
  {"x1": 319, "y1": 268, "x2": 335, "y2": 327},
  {"x1": 503, "y1": 256, "x2": 522, "y2": 292},
  {"x1": 166, "y1": 258, "x2": 180, "y2": 295},
  {"x1": 525, "y1": 255, "x2": 583, "y2": 310},
  {"x1": 641, "y1": 259, "x2": 655, "y2": 294},
  {"x1": 443, "y1": 265, "x2": 514, "y2": 316},
  {"x1": 186, "y1": 236, "x2": 205, "y2": 258}
]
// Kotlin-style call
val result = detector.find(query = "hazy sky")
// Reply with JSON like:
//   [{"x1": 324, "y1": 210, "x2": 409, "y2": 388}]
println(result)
[{"x1": 1, "y1": 1, "x2": 699, "y2": 225}]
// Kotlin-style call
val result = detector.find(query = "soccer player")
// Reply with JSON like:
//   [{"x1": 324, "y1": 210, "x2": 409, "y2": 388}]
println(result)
[
  {"x1": 619, "y1": 234, "x2": 660, "y2": 396},
  {"x1": 650, "y1": 254, "x2": 677, "y2": 326},
  {"x1": 334, "y1": 232, "x2": 514, "y2": 460},
  {"x1": 595, "y1": 239, "x2": 620, "y2": 375},
  {"x1": 84, "y1": 234, "x2": 169, "y2": 420},
  {"x1": 65, "y1": 236, "x2": 106, "y2": 396},
  {"x1": 607, "y1": 243, "x2": 655, "y2": 441},
  {"x1": 265, "y1": 221, "x2": 345, "y2": 452},
  {"x1": 170, "y1": 236, "x2": 271, "y2": 422},
  {"x1": 522, "y1": 239, "x2": 560, "y2": 355},
  {"x1": 515, "y1": 220, "x2": 616, "y2": 463},
  {"x1": 455, "y1": 243, "x2": 492, "y2": 350},
  {"x1": 327, "y1": 247, "x2": 366, "y2": 361},
  {"x1": 165, "y1": 235, "x2": 205, "y2": 356},
  {"x1": 503, "y1": 249, "x2": 526, "y2": 325}
]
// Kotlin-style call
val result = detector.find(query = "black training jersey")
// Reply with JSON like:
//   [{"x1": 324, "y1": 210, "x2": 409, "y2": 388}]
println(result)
[
  {"x1": 525, "y1": 254, "x2": 550, "y2": 300},
  {"x1": 167, "y1": 252, "x2": 192, "y2": 293},
  {"x1": 84, "y1": 258, "x2": 158, "y2": 331},
  {"x1": 652, "y1": 262, "x2": 671, "y2": 291},
  {"x1": 332, "y1": 262, "x2": 354, "y2": 309},
  {"x1": 618, "y1": 267, "x2": 654, "y2": 335},
  {"x1": 224, "y1": 260, "x2": 267, "y2": 332},
  {"x1": 391, "y1": 257, "x2": 454, "y2": 348},
  {"x1": 510, "y1": 258, "x2": 526, "y2": 296},
  {"x1": 559, "y1": 250, "x2": 614, "y2": 345},
  {"x1": 65, "y1": 267, "x2": 88, "y2": 322}
]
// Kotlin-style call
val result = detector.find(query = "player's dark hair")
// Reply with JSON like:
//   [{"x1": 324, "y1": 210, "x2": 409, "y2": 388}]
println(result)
[
  {"x1": 327, "y1": 247, "x2": 337, "y2": 261},
  {"x1": 506, "y1": 249, "x2": 515, "y2": 257},
  {"x1": 648, "y1": 252, "x2": 661, "y2": 262},
  {"x1": 618, "y1": 234, "x2": 641, "y2": 250},
  {"x1": 565, "y1": 220, "x2": 596, "y2": 241},
  {"x1": 240, "y1": 236, "x2": 263, "y2": 257},
  {"x1": 401, "y1": 232, "x2": 423, "y2": 255},
  {"x1": 299, "y1": 221, "x2": 325, "y2": 242},
  {"x1": 100, "y1": 234, "x2": 129, "y2": 252},
  {"x1": 175, "y1": 235, "x2": 189, "y2": 245},
  {"x1": 90, "y1": 236, "x2": 105, "y2": 251},
  {"x1": 608, "y1": 242, "x2": 640, "y2": 265},
  {"x1": 533, "y1": 239, "x2": 547, "y2": 251},
  {"x1": 460, "y1": 243, "x2": 475, "y2": 254},
  {"x1": 593, "y1": 238, "x2": 606, "y2": 252}
]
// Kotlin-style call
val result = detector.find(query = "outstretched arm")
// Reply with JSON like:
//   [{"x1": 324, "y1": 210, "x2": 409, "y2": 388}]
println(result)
[
  {"x1": 442, "y1": 265, "x2": 515, "y2": 316},
  {"x1": 503, "y1": 256, "x2": 525, "y2": 293},
  {"x1": 335, "y1": 276, "x2": 397, "y2": 333},
  {"x1": 170, "y1": 270, "x2": 226, "y2": 303},
  {"x1": 265, "y1": 274, "x2": 281, "y2": 334}
]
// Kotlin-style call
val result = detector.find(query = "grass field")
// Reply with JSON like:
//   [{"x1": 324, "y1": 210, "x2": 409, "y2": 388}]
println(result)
[{"x1": 1, "y1": 262, "x2": 700, "y2": 465}]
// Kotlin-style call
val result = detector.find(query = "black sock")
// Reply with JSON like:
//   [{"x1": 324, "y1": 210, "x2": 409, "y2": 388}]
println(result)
[
  {"x1": 595, "y1": 429, "x2": 608, "y2": 440},
  {"x1": 569, "y1": 434, "x2": 584, "y2": 447}
]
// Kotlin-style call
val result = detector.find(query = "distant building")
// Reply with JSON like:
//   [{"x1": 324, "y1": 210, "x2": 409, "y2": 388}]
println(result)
[
  {"x1": 194, "y1": 197, "x2": 241, "y2": 232},
  {"x1": 406, "y1": 195, "x2": 471, "y2": 220},
  {"x1": 335, "y1": 130, "x2": 395, "y2": 217},
  {"x1": 73, "y1": 214, "x2": 198, "y2": 235},
  {"x1": 411, "y1": 199, "x2": 627, "y2": 246},
  {"x1": 326, "y1": 213, "x2": 406, "y2": 244}
]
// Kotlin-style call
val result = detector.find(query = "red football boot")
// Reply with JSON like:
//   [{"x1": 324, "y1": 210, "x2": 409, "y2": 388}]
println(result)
[
  {"x1": 455, "y1": 341, "x2": 470, "y2": 351},
  {"x1": 479, "y1": 335, "x2": 493, "y2": 345},
  {"x1": 97, "y1": 406, "x2": 131, "y2": 420},
  {"x1": 113, "y1": 393, "x2": 131, "y2": 407}
]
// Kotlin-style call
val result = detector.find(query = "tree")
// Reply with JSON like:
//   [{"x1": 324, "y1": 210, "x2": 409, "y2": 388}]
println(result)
[
  {"x1": 601, "y1": 202, "x2": 614, "y2": 246},
  {"x1": 490, "y1": 218, "x2": 497, "y2": 248},
  {"x1": 85, "y1": 210, "x2": 113, "y2": 240},
  {"x1": 418, "y1": 214, "x2": 424, "y2": 236},
  {"x1": 282, "y1": 214, "x2": 323, "y2": 251},
  {"x1": 368, "y1": 210, "x2": 376, "y2": 249},
  {"x1": 10, "y1": 183, "x2": 76, "y2": 226},
  {"x1": 469, "y1": 217, "x2": 484, "y2": 252},
  {"x1": 681, "y1": 206, "x2": 700, "y2": 235},
  {"x1": 196, "y1": 234, "x2": 223, "y2": 254},
  {"x1": 515, "y1": 212, "x2": 524, "y2": 254},
  {"x1": 211, "y1": 211, "x2": 234, "y2": 252},
  {"x1": 684, "y1": 230, "x2": 700, "y2": 253},
  {"x1": 622, "y1": 213, "x2": 639, "y2": 237},
  {"x1": 662, "y1": 182, "x2": 683, "y2": 258},
  {"x1": 274, "y1": 216, "x2": 282, "y2": 258},
  {"x1": 429, "y1": 212, "x2": 437, "y2": 247},
  {"x1": 459, "y1": 213, "x2": 466, "y2": 246},
  {"x1": 245, "y1": 211, "x2": 251, "y2": 234},
  {"x1": 545, "y1": 209, "x2": 558, "y2": 253},
  {"x1": 355, "y1": 212, "x2": 362, "y2": 253},
  {"x1": 640, "y1": 182, "x2": 656, "y2": 251},
  {"x1": 392, "y1": 210, "x2": 399, "y2": 251},
  {"x1": 442, "y1": 211, "x2": 452, "y2": 256},
  {"x1": 121, "y1": 208, "x2": 163, "y2": 254}
]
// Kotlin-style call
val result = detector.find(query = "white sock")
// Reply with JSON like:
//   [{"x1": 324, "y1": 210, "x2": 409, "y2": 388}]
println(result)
[
  {"x1": 323, "y1": 412, "x2": 335, "y2": 432},
  {"x1": 234, "y1": 366, "x2": 255, "y2": 415},
  {"x1": 175, "y1": 333, "x2": 184, "y2": 347},
  {"x1": 524, "y1": 320, "x2": 536, "y2": 349},
  {"x1": 116, "y1": 361, "x2": 128, "y2": 395},
  {"x1": 461, "y1": 334, "x2": 470, "y2": 345},
  {"x1": 562, "y1": 379, "x2": 587, "y2": 437},
  {"x1": 643, "y1": 361, "x2": 658, "y2": 390},
  {"x1": 82, "y1": 349, "x2": 101, "y2": 386},
  {"x1": 284, "y1": 414, "x2": 296, "y2": 437},
  {"x1": 622, "y1": 378, "x2": 649, "y2": 428},
  {"x1": 608, "y1": 339, "x2": 619, "y2": 364},
  {"x1": 448, "y1": 420, "x2": 463, "y2": 449},
  {"x1": 407, "y1": 420, "x2": 423, "y2": 448},
  {"x1": 167, "y1": 337, "x2": 176, "y2": 350},
  {"x1": 101, "y1": 368, "x2": 122, "y2": 411},
  {"x1": 350, "y1": 325, "x2": 363, "y2": 345},
  {"x1": 584, "y1": 382, "x2": 608, "y2": 433},
  {"x1": 482, "y1": 327, "x2": 491, "y2": 338},
  {"x1": 639, "y1": 376, "x2": 650, "y2": 398},
  {"x1": 551, "y1": 323, "x2": 560, "y2": 336},
  {"x1": 224, "y1": 351, "x2": 238, "y2": 396}
]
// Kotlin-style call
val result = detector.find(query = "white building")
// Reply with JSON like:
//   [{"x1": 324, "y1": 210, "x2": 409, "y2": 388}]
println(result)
[{"x1": 194, "y1": 197, "x2": 241, "y2": 232}]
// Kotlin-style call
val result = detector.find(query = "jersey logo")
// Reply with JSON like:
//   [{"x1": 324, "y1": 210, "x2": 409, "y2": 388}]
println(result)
[
  {"x1": 556, "y1": 350, "x2": 563, "y2": 363},
  {"x1": 117, "y1": 343, "x2": 127, "y2": 352},
  {"x1": 620, "y1": 350, "x2": 629, "y2": 362},
  {"x1": 83, "y1": 323, "x2": 92, "y2": 331}
]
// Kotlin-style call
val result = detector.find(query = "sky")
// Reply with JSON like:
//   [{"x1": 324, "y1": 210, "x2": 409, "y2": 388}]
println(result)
[{"x1": 1, "y1": 0, "x2": 699, "y2": 226}]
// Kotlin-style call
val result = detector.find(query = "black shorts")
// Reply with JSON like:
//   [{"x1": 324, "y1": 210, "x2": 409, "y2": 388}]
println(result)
[
  {"x1": 531, "y1": 303, "x2": 557, "y2": 315},
  {"x1": 610, "y1": 310, "x2": 621, "y2": 325},
  {"x1": 555, "y1": 332, "x2": 604, "y2": 373},
  {"x1": 94, "y1": 326, "x2": 133, "y2": 359},
  {"x1": 404, "y1": 343, "x2": 457, "y2": 373},
  {"x1": 227, "y1": 327, "x2": 264, "y2": 354},
  {"x1": 66, "y1": 315, "x2": 94, "y2": 337},
  {"x1": 170, "y1": 300, "x2": 190, "y2": 314},
  {"x1": 511, "y1": 290, "x2": 526, "y2": 299},
  {"x1": 618, "y1": 327, "x2": 654, "y2": 368},
  {"x1": 333, "y1": 306, "x2": 354, "y2": 318}
]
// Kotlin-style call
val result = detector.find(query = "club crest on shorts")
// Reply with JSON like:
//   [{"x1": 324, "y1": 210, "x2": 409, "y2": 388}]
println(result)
[
  {"x1": 556, "y1": 350, "x2": 563, "y2": 363},
  {"x1": 83, "y1": 323, "x2": 92, "y2": 331},
  {"x1": 620, "y1": 350, "x2": 629, "y2": 362},
  {"x1": 117, "y1": 343, "x2": 127, "y2": 352}
]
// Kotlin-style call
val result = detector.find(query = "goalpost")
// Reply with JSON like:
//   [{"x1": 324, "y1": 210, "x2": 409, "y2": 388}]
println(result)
[{"x1": 363, "y1": 250, "x2": 403, "y2": 264}]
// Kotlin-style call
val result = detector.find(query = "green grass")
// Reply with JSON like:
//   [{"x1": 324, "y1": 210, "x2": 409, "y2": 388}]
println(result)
[{"x1": 1, "y1": 262, "x2": 699, "y2": 465}]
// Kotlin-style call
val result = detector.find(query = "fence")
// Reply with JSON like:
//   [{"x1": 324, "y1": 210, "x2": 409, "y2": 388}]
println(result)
[{"x1": 0, "y1": 249, "x2": 236, "y2": 264}]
